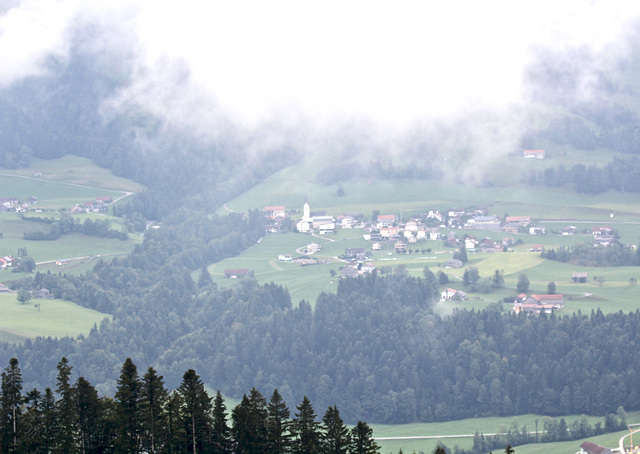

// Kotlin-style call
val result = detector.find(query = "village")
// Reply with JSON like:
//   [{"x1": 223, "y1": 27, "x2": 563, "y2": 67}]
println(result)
[{"x1": 216, "y1": 198, "x2": 629, "y2": 317}]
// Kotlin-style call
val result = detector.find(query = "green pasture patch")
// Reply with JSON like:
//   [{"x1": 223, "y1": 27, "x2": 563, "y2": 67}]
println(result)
[
  {"x1": 471, "y1": 251, "x2": 546, "y2": 277},
  {"x1": 7, "y1": 154, "x2": 145, "y2": 192},
  {"x1": 374, "y1": 410, "x2": 640, "y2": 454},
  {"x1": 0, "y1": 175, "x2": 128, "y2": 209},
  {"x1": 373, "y1": 412, "x2": 630, "y2": 454},
  {"x1": 0, "y1": 231, "x2": 138, "y2": 264},
  {"x1": 0, "y1": 292, "x2": 110, "y2": 341}
]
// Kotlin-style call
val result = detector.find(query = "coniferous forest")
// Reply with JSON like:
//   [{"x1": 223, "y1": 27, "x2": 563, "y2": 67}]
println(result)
[{"x1": 0, "y1": 356, "x2": 379, "y2": 454}]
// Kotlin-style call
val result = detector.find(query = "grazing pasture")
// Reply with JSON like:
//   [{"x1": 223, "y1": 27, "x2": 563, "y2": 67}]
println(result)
[{"x1": 0, "y1": 292, "x2": 110, "y2": 342}]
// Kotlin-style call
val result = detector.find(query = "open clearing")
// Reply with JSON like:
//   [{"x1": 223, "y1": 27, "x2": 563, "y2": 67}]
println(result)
[{"x1": 0, "y1": 292, "x2": 111, "y2": 342}]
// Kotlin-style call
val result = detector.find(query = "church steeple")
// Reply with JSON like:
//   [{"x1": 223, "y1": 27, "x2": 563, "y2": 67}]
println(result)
[{"x1": 302, "y1": 197, "x2": 311, "y2": 221}]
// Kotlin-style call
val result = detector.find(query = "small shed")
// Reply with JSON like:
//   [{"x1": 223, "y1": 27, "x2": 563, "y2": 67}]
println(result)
[{"x1": 573, "y1": 272, "x2": 589, "y2": 283}]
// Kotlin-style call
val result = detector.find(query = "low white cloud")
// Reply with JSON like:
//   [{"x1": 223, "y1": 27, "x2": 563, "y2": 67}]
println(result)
[{"x1": 2, "y1": 0, "x2": 640, "y2": 135}]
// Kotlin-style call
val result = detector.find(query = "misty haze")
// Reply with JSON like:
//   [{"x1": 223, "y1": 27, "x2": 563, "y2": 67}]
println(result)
[{"x1": 1, "y1": 1, "x2": 640, "y2": 453}]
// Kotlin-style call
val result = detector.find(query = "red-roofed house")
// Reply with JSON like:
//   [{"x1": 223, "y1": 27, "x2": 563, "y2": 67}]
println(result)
[
  {"x1": 579, "y1": 441, "x2": 613, "y2": 454},
  {"x1": 524, "y1": 294, "x2": 564, "y2": 308},
  {"x1": 376, "y1": 214, "x2": 396, "y2": 228}
]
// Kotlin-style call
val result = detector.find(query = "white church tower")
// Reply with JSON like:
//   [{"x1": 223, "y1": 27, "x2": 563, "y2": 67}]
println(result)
[
  {"x1": 302, "y1": 198, "x2": 311, "y2": 222},
  {"x1": 297, "y1": 198, "x2": 312, "y2": 233}
]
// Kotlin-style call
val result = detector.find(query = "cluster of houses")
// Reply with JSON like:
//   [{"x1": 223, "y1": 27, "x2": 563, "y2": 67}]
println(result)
[
  {"x1": 70, "y1": 196, "x2": 113, "y2": 214},
  {"x1": 263, "y1": 201, "x2": 551, "y2": 242},
  {"x1": 0, "y1": 197, "x2": 38, "y2": 213}
]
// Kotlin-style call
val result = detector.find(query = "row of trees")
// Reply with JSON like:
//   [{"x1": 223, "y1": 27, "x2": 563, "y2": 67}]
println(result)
[
  {"x1": 541, "y1": 242, "x2": 640, "y2": 267},
  {"x1": 0, "y1": 356, "x2": 379, "y2": 454},
  {"x1": 536, "y1": 156, "x2": 640, "y2": 195},
  {"x1": 22, "y1": 214, "x2": 128, "y2": 241}
]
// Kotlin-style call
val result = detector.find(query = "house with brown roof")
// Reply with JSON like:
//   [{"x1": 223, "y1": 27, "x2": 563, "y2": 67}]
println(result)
[
  {"x1": 524, "y1": 294, "x2": 564, "y2": 308},
  {"x1": 578, "y1": 441, "x2": 613, "y2": 454}
]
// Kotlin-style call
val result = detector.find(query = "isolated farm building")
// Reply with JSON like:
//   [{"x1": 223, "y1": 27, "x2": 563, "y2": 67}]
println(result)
[
  {"x1": 0, "y1": 283, "x2": 9, "y2": 293},
  {"x1": 278, "y1": 254, "x2": 292, "y2": 262},
  {"x1": 96, "y1": 196, "x2": 113, "y2": 204},
  {"x1": 561, "y1": 225, "x2": 577, "y2": 235},
  {"x1": 523, "y1": 149, "x2": 545, "y2": 159},
  {"x1": 523, "y1": 294, "x2": 564, "y2": 309},
  {"x1": 441, "y1": 288, "x2": 466, "y2": 301},
  {"x1": 445, "y1": 259, "x2": 463, "y2": 268},
  {"x1": 578, "y1": 441, "x2": 613, "y2": 454},
  {"x1": 265, "y1": 206, "x2": 286, "y2": 219},
  {"x1": 35, "y1": 288, "x2": 53, "y2": 299},
  {"x1": 376, "y1": 214, "x2": 396, "y2": 228},
  {"x1": 573, "y1": 272, "x2": 589, "y2": 283},
  {"x1": 529, "y1": 244, "x2": 544, "y2": 252},
  {"x1": 224, "y1": 269, "x2": 250, "y2": 279}
]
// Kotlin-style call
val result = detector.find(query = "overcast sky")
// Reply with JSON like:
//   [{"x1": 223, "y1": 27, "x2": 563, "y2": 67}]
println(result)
[{"x1": 1, "y1": 0, "x2": 640, "y2": 132}]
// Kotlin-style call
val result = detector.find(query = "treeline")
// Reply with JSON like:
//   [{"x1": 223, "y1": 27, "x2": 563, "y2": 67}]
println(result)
[
  {"x1": 534, "y1": 156, "x2": 640, "y2": 195},
  {"x1": 22, "y1": 213, "x2": 128, "y2": 241},
  {"x1": 0, "y1": 356, "x2": 379, "y2": 454},
  {"x1": 541, "y1": 242, "x2": 640, "y2": 267}
]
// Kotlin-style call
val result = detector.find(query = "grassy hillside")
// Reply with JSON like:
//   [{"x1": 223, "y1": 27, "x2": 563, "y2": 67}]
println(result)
[
  {"x1": 0, "y1": 292, "x2": 110, "y2": 342},
  {"x1": 0, "y1": 155, "x2": 145, "y2": 279}
]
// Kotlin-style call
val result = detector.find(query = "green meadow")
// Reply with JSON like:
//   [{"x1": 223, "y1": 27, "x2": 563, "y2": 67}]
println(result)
[
  {"x1": 372, "y1": 411, "x2": 640, "y2": 454},
  {"x1": 0, "y1": 292, "x2": 111, "y2": 342}
]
